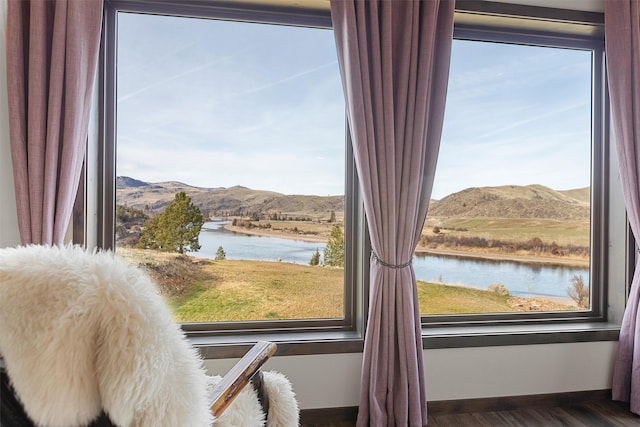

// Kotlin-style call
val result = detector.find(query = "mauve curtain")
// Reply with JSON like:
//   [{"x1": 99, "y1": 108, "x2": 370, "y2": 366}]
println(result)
[
  {"x1": 6, "y1": 0, "x2": 103, "y2": 245},
  {"x1": 330, "y1": 1, "x2": 454, "y2": 425},
  {"x1": 606, "y1": 0, "x2": 640, "y2": 414}
]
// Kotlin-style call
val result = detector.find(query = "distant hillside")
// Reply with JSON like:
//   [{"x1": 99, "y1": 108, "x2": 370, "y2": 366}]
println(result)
[
  {"x1": 559, "y1": 187, "x2": 590, "y2": 204},
  {"x1": 116, "y1": 177, "x2": 344, "y2": 216},
  {"x1": 427, "y1": 184, "x2": 590, "y2": 220},
  {"x1": 116, "y1": 176, "x2": 148, "y2": 188},
  {"x1": 117, "y1": 177, "x2": 589, "y2": 221}
]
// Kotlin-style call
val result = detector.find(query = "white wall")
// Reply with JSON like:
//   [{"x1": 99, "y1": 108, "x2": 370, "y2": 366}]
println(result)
[
  {"x1": 204, "y1": 342, "x2": 617, "y2": 410},
  {"x1": 0, "y1": 0, "x2": 20, "y2": 248}
]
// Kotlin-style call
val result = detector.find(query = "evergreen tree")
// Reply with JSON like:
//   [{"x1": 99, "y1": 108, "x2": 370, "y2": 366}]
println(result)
[
  {"x1": 215, "y1": 246, "x2": 226, "y2": 260},
  {"x1": 323, "y1": 225, "x2": 344, "y2": 267},
  {"x1": 329, "y1": 211, "x2": 336, "y2": 223},
  {"x1": 136, "y1": 215, "x2": 161, "y2": 250},
  {"x1": 137, "y1": 192, "x2": 204, "y2": 254},
  {"x1": 309, "y1": 248, "x2": 320, "y2": 266}
]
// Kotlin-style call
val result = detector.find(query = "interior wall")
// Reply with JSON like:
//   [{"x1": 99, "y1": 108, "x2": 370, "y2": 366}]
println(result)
[
  {"x1": 204, "y1": 341, "x2": 617, "y2": 410},
  {"x1": 0, "y1": 0, "x2": 20, "y2": 249}
]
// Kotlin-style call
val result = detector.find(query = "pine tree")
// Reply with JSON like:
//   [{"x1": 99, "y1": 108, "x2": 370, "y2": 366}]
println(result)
[
  {"x1": 215, "y1": 246, "x2": 226, "y2": 260},
  {"x1": 323, "y1": 225, "x2": 344, "y2": 267},
  {"x1": 309, "y1": 248, "x2": 320, "y2": 266},
  {"x1": 137, "y1": 192, "x2": 204, "y2": 254}
]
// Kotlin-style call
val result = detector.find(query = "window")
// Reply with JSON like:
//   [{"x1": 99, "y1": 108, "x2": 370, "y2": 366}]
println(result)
[
  {"x1": 420, "y1": 18, "x2": 608, "y2": 326},
  {"x1": 93, "y1": 1, "x2": 618, "y2": 352},
  {"x1": 99, "y1": 1, "x2": 365, "y2": 340}
]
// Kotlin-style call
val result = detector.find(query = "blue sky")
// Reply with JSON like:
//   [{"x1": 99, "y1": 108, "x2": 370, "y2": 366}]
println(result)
[{"x1": 116, "y1": 13, "x2": 592, "y2": 200}]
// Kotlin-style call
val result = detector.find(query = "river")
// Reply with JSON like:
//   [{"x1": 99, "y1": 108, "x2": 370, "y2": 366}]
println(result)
[{"x1": 193, "y1": 221, "x2": 589, "y2": 299}]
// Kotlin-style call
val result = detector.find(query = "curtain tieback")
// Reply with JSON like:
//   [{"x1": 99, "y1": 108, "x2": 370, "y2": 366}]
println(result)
[{"x1": 371, "y1": 252, "x2": 412, "y2": 269}]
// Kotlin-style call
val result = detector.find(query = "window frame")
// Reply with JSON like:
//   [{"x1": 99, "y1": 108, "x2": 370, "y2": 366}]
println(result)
[
  {"x1": 95, "y1": 0, "x2": 368, "y2": 347},
  {"x1": 422, "y1": 22, "x2": 608, "y2": 328},
  {"x1": 418, "y1": 3, "x2": 623, "y2": 348},
  {"x1": 83, "y1": 0, "x2": 622, "y2": 357}
]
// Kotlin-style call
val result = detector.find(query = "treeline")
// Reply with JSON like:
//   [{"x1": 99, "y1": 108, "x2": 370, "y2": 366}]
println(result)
[
  {"x1": 213, "y1": 210, "x2": 338, "y2": 223},
  {"x1": 419, "y1": 234, "x2": 589, "y2": 258}
]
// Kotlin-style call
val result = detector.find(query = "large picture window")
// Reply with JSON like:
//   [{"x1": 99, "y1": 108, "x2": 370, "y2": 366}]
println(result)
[{"x1": 96, "y1": 1, "x2": 613, "y2": 349}]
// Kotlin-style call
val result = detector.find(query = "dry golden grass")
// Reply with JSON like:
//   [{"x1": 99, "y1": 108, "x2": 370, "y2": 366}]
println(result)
[
  {"x1": 169, "y1": 259, "x2": 344, "y2": 322},
  {"x1": 423, "y1": 217, "x2": 590, "y2": 247},
  {"x1": 116, "y1": 248, "x2": 574, "y2": 322},
  {"x1": 417, "y1": 281, "x2": 516, "y2": 314},
  {"x1": 118, "y1": 248, "x2": 344, "y2": 322}
]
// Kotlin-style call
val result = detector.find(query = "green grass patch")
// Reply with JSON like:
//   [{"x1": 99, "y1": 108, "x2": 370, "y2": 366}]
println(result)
[{"x1": 417, "y1": 281, "x2": 515, "y2": 314}]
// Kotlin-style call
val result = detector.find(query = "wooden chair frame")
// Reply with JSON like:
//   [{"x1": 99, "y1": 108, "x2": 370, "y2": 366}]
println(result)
[{"x1": 209, "y1": 341, "x2": 277, "y2": 419}]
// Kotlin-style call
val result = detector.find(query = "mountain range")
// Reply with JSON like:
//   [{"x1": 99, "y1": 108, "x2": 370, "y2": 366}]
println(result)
[
  {"x1": 116, "y1": 176, "x2": 344, "y2": 217},
  {"x1": 116, "y1": 176, "x2": 590, "y2": 220}
]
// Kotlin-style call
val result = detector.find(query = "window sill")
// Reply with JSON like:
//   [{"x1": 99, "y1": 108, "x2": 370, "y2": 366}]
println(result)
[
  {"x1": 422, "y1": 321, "x2": 620, "y2": 349},
  {"x1": 189, "y1": 322, "x2": 619, "y2": 359},
  {"x1": 190, "y1": 330, "x2": 365, "y2": 359}
]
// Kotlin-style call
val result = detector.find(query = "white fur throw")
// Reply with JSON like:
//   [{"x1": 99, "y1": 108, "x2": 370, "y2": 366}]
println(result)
[
  {"x1": 209, "y1": 371, "x2": 299, "y2": 427},
  {"x1": 0, "y1": 245, "x2": 298, "y2": 427}
]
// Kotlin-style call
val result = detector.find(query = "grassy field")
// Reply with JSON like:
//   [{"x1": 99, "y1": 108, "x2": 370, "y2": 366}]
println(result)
[
  {"x1": 233, "y1": 216, "x2": 590, "y2": 262},
  {"x1": 417, "y1": 281, "x2": 517, "y2": 314},
  {"x1": 233, "y1": 216, "x2": 589, "y2": 247},
  {"x1": 423, "y1": 217, "x2": 590, "y2": 247},
  {"x1": 168, "y1": 259, "x2": 345, "y2": 322},
  {"x1": 117, "y1": 248, "x2": 575, "y2": 322}
]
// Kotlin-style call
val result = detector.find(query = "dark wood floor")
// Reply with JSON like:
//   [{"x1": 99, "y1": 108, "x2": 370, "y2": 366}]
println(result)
[
  {"x1": 428, "y1": 400, "x2": 640, "y2": 426},
  {"x1": 301, "y1": 400, "x2": 640, "y2": 427}
]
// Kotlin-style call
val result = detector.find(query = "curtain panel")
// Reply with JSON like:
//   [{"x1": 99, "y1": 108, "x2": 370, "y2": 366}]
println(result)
[
  {"x1": 605, "y1": 0, "x2": 640, "y2": 415},
  {"x1": 6, "y1": 0, "x2": 103, "y2": 245},
  {"x1": 330, "y1": 1, "x2": 454, "y2": 425}
]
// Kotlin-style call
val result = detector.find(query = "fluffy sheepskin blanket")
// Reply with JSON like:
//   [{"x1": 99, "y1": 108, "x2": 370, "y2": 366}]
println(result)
[
  {"x1": 0, "y1": 245, "x2": 298, "y2": 427},
  {"x1": 210, "y1": 371, "x2": 299, "y2": 427}
]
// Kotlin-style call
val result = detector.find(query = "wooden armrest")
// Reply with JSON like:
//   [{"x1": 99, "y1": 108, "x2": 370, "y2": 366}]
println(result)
[{"x1": 209, "y1": 341, "x2": 277, "y2": 419}]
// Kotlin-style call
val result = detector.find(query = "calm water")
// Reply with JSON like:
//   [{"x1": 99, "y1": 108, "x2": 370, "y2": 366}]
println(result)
[{"x1": 193, "y1": 221, "x2": 589, "y2": 299}]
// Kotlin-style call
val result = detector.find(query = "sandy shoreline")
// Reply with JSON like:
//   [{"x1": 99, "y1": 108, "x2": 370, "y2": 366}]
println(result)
[
  {"x1": 225, "y1": 224, "x2": 589, "y2": 269},
  {"x1": 224, "y1": 224, "x2": 329, "y2": 243}
]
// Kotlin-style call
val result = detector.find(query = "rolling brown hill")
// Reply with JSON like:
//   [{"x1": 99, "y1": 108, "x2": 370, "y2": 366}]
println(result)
[
  {"x1": 426, "y1": 184, "x2": 590, "y2": 220},
  {"x1": 117, "y1": 177, "x2": 589, "y2": 221},
  {"x1": 116, "y1": 177, "x2": 344, "y2": 217}
]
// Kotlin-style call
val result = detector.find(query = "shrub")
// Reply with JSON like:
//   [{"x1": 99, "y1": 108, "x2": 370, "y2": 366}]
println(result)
[
  {"x1": 567, "y1": 274, "x2": 589, "y2": 308},
  {"x1": 488, "y1": 283, "x2": 510, "y2": 296}
]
